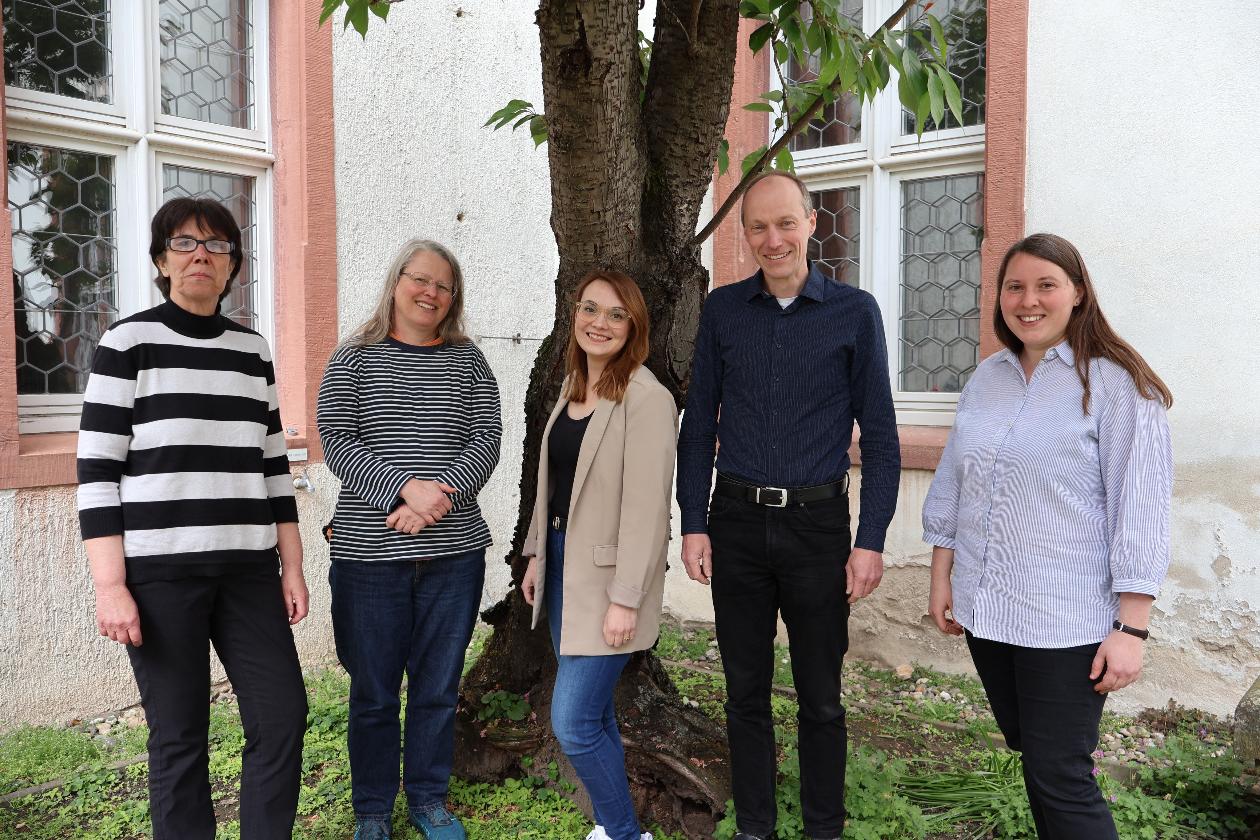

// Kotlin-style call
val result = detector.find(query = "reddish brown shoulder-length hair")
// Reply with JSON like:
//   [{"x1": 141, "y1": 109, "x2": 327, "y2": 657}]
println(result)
[
  {"x1": 563, "y1": 269, "x2": 650, "y2": 404},
  {"x1": 994, "y1": 233, "x2": 1173, "y2": 414}
]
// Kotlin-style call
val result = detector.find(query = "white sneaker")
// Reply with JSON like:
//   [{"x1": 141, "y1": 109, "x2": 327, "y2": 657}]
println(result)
[{"x1": 584, "y1": 828, "x2": 608, "y2": 840}]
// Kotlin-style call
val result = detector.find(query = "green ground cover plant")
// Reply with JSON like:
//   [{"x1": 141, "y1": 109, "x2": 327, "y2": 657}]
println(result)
[{"x1": 1, "y1": 623, "x2": 1256, "y2": 839}]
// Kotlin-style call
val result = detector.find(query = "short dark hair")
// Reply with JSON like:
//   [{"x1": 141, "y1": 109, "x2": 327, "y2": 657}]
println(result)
[{"x1": 149, "y1": 197, "x2": 244, "y2": 301}]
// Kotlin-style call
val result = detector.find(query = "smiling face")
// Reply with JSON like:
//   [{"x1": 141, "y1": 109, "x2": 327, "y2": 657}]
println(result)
[
  {"x1": 154, "y1": 219, "x2": 232, "y2": 316},
  {"x1": 391, "y1": 250, "x2": 454, "y2": 343},
  {"x1": 573, "y1": 279, "x2": 630, "y2": 365},
  {"x1": 742, "y1": 174, "x2": 817, "y2": 289},
  {"x1": 1000, "y1": 252, "x2": 1082, "y2": 358}
]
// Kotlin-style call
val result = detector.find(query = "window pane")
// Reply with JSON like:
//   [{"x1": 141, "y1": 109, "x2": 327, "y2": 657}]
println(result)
[
  {"x1": 899, "y1": 173, "x2": 983, "y2": 393},
  {"x1": 159, "y1": 0, "x2": 253, "y2": 128},
  {"x1": 808, "y1": 187, "x2": 860, "y2": 287},
  {"x1": 902, "y1": 0, "x2": 986, "y2": 134},
  {"x1": 8, "y1": 141, "x2": 118, "y2": 395},
  {"x1": 162, "y1": 165, "x2": 257, "y2": 329},
  {"x1": 787, "y1": 1, "x2": 863, "y2": 151},
  {"x1": 3, "y1": 0, "x2": 112, "y2": 103}
]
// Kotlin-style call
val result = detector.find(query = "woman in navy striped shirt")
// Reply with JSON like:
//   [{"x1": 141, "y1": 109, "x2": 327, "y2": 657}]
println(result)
[
  {"x1": 317, "y1": 239, "x2": 501, "y2": 840},
  {"x1": 923, "y1": 233, "x2": 1173, "y2": 839}
]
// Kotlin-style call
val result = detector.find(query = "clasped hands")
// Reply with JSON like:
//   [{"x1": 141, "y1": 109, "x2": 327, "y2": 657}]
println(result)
[{"x1": 385, "y1": 478, "x2": 459, "y2": 534}]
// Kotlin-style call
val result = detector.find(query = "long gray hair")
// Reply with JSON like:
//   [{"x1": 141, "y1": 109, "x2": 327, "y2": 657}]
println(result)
[{"x1": 341, "y1": 238, "x2": 470, "y2": 349}]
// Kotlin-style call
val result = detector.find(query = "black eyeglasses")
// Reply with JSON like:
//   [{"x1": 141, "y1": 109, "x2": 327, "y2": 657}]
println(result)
[{"x1": 166, "y1": 236, "x2": 234, "y2": 255}]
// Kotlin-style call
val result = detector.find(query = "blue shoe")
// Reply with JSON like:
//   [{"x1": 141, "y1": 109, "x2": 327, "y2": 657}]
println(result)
[
  {"x1": 409, "y1": 803, "x2": 466, "y2": 840},
  {"x1": 353, "y1": 819, "x2": 391, "y2": 840}
]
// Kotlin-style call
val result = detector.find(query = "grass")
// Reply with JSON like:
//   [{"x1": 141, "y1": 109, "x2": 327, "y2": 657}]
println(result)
[{"x1": 2, "y1": 622, "x2": 1256, "y2": 839}]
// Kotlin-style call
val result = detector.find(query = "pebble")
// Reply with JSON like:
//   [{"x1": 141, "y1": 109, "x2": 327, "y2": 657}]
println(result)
[{"x1": 895, "y1": 664, "x2": 914, "y2": 679}]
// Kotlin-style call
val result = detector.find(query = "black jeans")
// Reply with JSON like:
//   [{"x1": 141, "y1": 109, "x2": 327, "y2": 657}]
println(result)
[
  {"x1": 709, "y1": 492, "x2": 852, "y2": 839},
  {"x1": 966, "y1": 632, "x2": 1117, "y2": 840},
  {"x1": 127, "y1": 567, "x2": 308, "y2": 840}
]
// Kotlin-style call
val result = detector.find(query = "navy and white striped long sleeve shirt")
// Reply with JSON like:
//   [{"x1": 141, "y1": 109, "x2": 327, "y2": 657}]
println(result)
[
  {"x1": 922, "y1": 341, "x2": 1173, "y2": 648},
  {"x1": 317, "y1": 338, "x2": 502, "y2": 562},
  {"x1": 677, "y1": 265, "x2": 901, "y2": 552}
]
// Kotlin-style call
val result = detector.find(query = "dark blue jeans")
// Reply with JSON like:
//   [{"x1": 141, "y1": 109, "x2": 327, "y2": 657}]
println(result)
[
  {"x1": 545, "y1": 527, "x2": 638, "y2": 840},
  {"x1": 330, "y1": 550, "x2": 485, "y2": 821}
]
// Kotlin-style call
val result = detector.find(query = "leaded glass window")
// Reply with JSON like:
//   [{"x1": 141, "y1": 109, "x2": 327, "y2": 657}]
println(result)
[
  {"x1": 162, "y1": 164, "x2": 257, "y2": 328},
  {"x1": 159, "y1": 0, "x2": 254, "y2": 129},
  {"x1": 3, "y1": 0, "x2": 112, "y2": 103},
  {"x1": 898, "y1": 173, "x2": 983, "y2": 393},
  {"x1": 808, "y1": 187, "x2": 860, "y2": 287},
  {"x1": 902, "y1": 0, "x2": 986, "y2": 134},
  {"x1": 9, "y1": 141, "x2": 117, "y2": 395},
  {"x1": 786, "y1": 0, "x2": 863, "y2": 151}
]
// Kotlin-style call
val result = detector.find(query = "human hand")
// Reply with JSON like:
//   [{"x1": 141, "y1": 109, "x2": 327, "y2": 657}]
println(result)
[
  {"x1": 95, "y1": 583, "x2": 142, "y2": 646},
  {"x1": 928, "y1": 576, "x2": 964, "y2": 636},
  {"x1": 386, "y1": 504, "x2": 430, "y2": 534},
  {"x1": 522, "y1": 557, "x2": 540, "y2": 606},
  {"x1": 846, "y1": 547, "x2": 884, "y2": 604},
  {"x1": 681, "y1": 533, "x2": 712, "y2": 585},
  {"x1": 281, "y1": 566, "x2": 309, "y2": 626},
  {"x1": 603, "y1": 603, "x2": 638, "y2": 647},
  {"x1": 400, "y1": 479, "x2": 458, "y2": 522},
  {"x1": 1090, "y1": 631, "x2": 1144, "y2": 693}
]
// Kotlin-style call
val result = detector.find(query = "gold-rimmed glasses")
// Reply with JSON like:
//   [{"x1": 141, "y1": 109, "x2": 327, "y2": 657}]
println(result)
[
  {"x1": 399, "y1": 271, "x2": 455, "y2": 297},
  {"x1": 574, "y1": 300, "x2": 630, "y2": 326}
]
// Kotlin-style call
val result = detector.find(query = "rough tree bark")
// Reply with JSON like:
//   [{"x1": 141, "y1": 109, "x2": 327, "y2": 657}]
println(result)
[{"x1": 453, "y1": 1, "x2": 742, "y2": 836}]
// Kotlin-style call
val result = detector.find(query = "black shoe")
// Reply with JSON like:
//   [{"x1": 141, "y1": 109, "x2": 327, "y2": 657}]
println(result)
[{"x1": 733, "y1": 834, "x2": 768, "y2": 840}]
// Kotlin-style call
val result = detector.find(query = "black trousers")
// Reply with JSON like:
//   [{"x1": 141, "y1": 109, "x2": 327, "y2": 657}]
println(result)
[
  {"x1": 126, "y1": 566, "x2": 308, "y2": 840},
  {"x1": 709, "y1": 492, "x2": 852, "y2": 839},
  {"x1": 966, "y1": 632, "x2": 1117, "y2": 840}
]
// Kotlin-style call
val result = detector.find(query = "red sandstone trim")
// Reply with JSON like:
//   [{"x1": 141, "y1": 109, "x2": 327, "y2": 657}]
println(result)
[{"x1": 0, "y1": 0, "x2": 339, "y2": 489}]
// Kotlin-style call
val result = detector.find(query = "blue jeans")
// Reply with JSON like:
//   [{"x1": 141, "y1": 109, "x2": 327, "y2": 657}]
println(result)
[
  {"x1": 330, "y1": 550, "x2": 485, "y2": 821},
  {"x1": 545, "y1": 527, "x2": 638, "y2": 840}
]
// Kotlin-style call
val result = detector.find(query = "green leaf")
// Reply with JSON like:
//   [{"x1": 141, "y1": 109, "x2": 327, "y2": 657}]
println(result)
[
  {"x1": 741, "y1": 145, "x2": 768, "y2": 177},
  {"x1": 529, "y1": 114, "x2": 548, "y2": 147},
  {"x1": 773, "y1": 147, "x2": 794, "y2": 171},
  {"x1": 760, "y1": 89, "x2": 783, "y2": 102},
  {"x1": 927, "y1": 13, "x2": 948, "y2": 64},
  {"x1": 927, "y1": 68, "x2": 944, "y2": 125},
  {"x1": 319, "y1": 0, "x2": 343, "y2": 26},
  {"x1": 749, "y1": 21, "x2": 776, "y2": 53},
  {"x1": 861, "y1": 57, "x2": 882, "y2": 99},
  {"x1": 743, "y1": 101, "x2": 775, "y2": 112},
  {"x1": 773, "y1": 39, "x2": 789, "y2": 65},
  {"x1": 901, "y1": 44, "x2": 923, "y2": 78},
  {"x1": 780, "y1": 16, "x2": 804, "y2": 66},
  {"x1": 937, "y1": 65, "x2": 964, "y2": 125},
  {"x1": 716, "y1": 138, "x2": 730, "y2": 176},
  {"x1": 914, "y1": 90, "x2": 931, "y2": 137},
  {"x1": 344, "y1": 0, "x2": 370, "y2": 36},
  {"x1": 368, "y1": 0, "x2": 390, "y2": 21}
]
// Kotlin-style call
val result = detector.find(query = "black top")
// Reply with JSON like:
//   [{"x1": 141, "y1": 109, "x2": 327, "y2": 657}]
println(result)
[{"x1": 547, "y1": 404, "x2": 592, "y2": 520}]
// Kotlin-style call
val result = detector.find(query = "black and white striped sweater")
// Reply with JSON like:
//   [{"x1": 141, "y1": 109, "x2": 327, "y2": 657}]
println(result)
[
  {"x1": 76, "y1": 300, "x2": 297, "y2": 582},
  {"x1": 316, "y1": 338, "x2": 502, "y2": 562}
]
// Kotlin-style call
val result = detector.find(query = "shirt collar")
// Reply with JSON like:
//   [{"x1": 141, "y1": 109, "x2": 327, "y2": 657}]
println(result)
[
  {"x1": 743, "y1": 262, "x2": 832, "y2": 303},
  {"x1": 997, "y1": 340, "x2": 1075, "y2": 371}
]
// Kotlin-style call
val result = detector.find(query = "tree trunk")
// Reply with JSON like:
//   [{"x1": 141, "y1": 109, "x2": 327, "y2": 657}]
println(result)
[{"x1": 453, "y1": 2, "x2": 742, "y2": 836}]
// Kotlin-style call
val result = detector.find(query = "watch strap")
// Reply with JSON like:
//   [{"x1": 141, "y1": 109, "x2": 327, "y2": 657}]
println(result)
[{"x1": 1112, "y1": 620, "x2": 1150, "y2": 641}]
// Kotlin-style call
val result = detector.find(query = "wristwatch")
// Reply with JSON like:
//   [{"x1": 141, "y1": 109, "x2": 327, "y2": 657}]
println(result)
[{"x1": 1112, "y1": 620, "x2": 1150, "y2": 641}]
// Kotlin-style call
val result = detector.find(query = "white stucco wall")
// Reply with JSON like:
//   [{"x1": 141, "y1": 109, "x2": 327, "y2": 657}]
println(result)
[{"x1": 1019, "y1": 0, "x2": 1259, "y2": 714}]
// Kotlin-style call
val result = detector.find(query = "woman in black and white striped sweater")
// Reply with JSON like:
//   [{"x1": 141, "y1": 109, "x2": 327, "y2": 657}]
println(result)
[
  {"x1": 79, "y1": 197, "x2": 308, "y2": 840},
  {"x1": 317, "y1": 238, "x2": 501, "y2": 840}
]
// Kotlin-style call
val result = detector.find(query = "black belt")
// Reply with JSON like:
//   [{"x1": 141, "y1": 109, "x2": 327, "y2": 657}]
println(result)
[
  {"x1": 714, "y1": 474, "x2": 849, "y2": 508},
  {"x1": 549, "y1": 515, "x2": 568, "y2": 532}
]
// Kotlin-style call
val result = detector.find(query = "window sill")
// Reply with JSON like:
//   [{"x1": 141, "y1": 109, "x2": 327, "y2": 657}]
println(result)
[
  {"x1": 849, "y1": 424, "x2": 949, "y2": 472},
  {"x1": 2, "y1": 431, "x2": 321, "y2": 489}
]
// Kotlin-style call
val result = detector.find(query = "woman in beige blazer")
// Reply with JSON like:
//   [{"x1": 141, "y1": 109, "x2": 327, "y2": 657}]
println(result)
[{"x1": 521, "y1": 269, "x2": 676, "y2": 840}]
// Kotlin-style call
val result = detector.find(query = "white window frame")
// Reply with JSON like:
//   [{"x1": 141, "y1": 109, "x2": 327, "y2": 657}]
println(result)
[
  {"x1": 6, "y1": 0, "x2": 273, "y2": 434},
  {"x1": 782, "y1": 0, "x2": 986, "y2": 425}
]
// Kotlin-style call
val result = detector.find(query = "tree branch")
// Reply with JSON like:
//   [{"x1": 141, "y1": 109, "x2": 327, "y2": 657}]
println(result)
[{"x1": 693, "y1": 0, "x2": 916, "y2": 245}]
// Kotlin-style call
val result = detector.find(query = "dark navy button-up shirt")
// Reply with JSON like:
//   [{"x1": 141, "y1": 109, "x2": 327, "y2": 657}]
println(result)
[{"x1": 677, "y1": 264, "x2": 901, "y2": 552}]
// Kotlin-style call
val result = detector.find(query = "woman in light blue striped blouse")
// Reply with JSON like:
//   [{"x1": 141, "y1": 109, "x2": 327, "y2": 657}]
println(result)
[{"x1": 922, "y1": 233, "x2": 1173, "y2": 839}]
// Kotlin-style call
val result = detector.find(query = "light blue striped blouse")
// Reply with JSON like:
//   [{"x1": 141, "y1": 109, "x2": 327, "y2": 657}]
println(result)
[{"x1": 922, "y1": 340, "x2": 1172, "y2": 648}]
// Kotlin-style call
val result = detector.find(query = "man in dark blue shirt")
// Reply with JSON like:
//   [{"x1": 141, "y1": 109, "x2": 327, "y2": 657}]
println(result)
[{"x1": 677, "y1": 171, "x2": 900, "y2": 840}]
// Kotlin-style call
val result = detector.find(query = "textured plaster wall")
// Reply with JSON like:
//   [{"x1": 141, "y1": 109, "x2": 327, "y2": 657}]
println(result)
[
  {"x1": 332, "y1": 2, "x2": 556, "y2": 605},
  {"x1": 0, "y1": 471, "x2": 338, "y2": 729}
]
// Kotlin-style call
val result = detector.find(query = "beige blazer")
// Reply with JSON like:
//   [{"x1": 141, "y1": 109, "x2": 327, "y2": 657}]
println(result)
[{"x1": 522, "y1": 365, "x2": 677, "y2": 656}]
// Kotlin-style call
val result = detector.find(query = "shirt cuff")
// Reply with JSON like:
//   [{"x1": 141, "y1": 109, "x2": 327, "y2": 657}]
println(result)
[
  {"x1": 680, "y1": 510, "x2": 708, "y2": 534},
  {"x1": 854, "y1": 525, "x2": 887, "y2": 554},
  {"x1": 922, "y1": 531, "x2": 957, "y2": 550},
  {"x1": 1111, "y1": 578, "x2": 1162, "y2": 598},
  {"x1": 607, "y1": 579, "x2": 645, "y2": 609}
]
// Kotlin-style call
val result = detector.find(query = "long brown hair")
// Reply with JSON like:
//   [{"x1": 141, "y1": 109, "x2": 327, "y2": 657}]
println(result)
[
  {"x1": 994, "y1": 233, "x2": 1172, "y2": 414},
  {"x1": 340, "y1": 238, "x2": 470, "y2": 350},
  {"x1": 563, "y1": 269, "x2": 650, "y2": 403}
]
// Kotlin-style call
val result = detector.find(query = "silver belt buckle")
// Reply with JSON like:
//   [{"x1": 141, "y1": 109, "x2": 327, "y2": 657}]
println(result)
[
  {"x1": 757, "y1": 486, "x2": 788, "y2": 508},
  {"x1": 550, "y1": 515, "x2": 563, "y2": 530}
]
